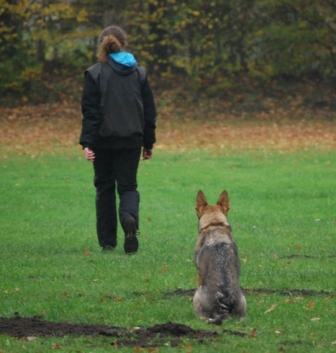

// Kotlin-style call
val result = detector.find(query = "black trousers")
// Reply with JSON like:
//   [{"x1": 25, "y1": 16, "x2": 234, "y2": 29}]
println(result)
[{"x1": 93, "y1": 148, "x2": 141, "y2": 248}]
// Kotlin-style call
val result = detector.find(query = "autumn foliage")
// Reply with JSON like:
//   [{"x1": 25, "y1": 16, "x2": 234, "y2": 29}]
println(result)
[{"x1": 0, "y1": 0, "x2": 335, "y2": 105}]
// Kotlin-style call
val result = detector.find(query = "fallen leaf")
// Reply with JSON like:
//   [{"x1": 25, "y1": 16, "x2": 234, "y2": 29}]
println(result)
[
  {"x1": 307, "y1": 301, "x2": 315, "y2": 308},
  {"x1": 295, "y1": 244, "x2": 302, "y2": 249},
  {"x1": 52, "y1": 343, "x2": 62, "y2": 349},
  {"x1": 311, "y1": 317, "x2": 320, "y2": 321},
  {"x1": 265, "y1": 305, "x2": 276, "y2": 314},
  {"x1": 249, "y1": 328, "x2": 257, "y2": 337},
  {"x1": 84, "y1": 248, "x2": 90, "y2": 256},
  {"x1": 182, "y1": 344, "x2": 193, "y2": 349},
  {"x1": 279, "y1": 347, "x2": 285, "y2": 352},
  {"x1": 62, "y1": 292, "x2": 68, "y2": 296},
  {"x1": 273, "y1": 254, "x2": 279, "y2": 259},
  {"x1": 331, "y1": 341, "x2": 336, "y2": 345}
]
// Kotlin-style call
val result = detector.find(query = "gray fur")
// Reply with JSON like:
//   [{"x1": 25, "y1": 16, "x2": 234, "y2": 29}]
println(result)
[{"x1": 193, "y1": 190, "x2": 246, "y2": 325}]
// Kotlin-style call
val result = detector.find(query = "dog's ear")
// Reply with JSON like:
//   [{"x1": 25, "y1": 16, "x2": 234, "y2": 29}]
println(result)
[
  {"x1": 217, "y1": 190, "x2": 230, "y2": 215},
  {"x1": 195, "y1": 190, "x2": 208, "y2": 217}
]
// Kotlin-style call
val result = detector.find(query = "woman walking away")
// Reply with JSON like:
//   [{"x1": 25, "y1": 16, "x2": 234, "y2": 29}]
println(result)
[{"x1": 79, "y1": 26, "x2": 157, "y2": 254}]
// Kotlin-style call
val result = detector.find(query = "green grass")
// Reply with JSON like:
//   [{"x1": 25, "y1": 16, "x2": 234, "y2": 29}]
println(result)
[{"x1": 1, "y1": 149, "x2": 336, "y2": 352}]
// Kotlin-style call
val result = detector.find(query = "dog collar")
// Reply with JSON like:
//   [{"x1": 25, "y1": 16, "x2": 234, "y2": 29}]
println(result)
[{"x1": 199, "y1": 222, "x2": 230, "y2": 233}]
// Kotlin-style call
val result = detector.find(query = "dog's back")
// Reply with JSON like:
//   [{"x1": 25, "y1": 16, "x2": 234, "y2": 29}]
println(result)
[{"x1": 193, "y1": 190, "x2": 246, "y2": 324}]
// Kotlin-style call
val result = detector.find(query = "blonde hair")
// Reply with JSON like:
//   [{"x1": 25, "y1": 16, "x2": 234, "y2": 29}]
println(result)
[{"x1": 97, "y1": 26, "x2": 127, "y2": 63}]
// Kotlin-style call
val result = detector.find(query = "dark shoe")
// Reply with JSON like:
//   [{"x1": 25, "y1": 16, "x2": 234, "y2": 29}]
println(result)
[{"x1": 123, "y1": 217, "x2": 139, "y2": 254}]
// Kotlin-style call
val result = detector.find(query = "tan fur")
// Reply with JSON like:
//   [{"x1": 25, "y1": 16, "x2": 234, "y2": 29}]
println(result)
[{"x1": 193, "y1": 190, "x2": 246, "y2": 325}]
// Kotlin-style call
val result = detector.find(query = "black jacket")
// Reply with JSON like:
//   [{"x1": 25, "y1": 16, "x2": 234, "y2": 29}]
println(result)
[{"x1": 79, "y1": 56, "x2": 156, "y2": 150}]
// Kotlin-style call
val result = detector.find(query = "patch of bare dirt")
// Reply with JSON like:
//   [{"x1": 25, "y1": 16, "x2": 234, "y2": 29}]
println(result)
[
  {"x1": 0, "y1": 315, "x2": 219, "y2": 348},
  {"x1": 278, "y1": 255, "x2": 318, "y2": 259},
  {"x1": 166, "y1": 288, "x2": 332, "y2": 297}
]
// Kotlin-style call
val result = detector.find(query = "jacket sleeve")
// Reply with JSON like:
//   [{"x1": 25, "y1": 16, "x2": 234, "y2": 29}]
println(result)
[
  {"x1": 79, "y1": 70, "x2": 101, "y2": 149},
  {"x1": 141, "y1": 75, "x2": 157, "y2": 149}
]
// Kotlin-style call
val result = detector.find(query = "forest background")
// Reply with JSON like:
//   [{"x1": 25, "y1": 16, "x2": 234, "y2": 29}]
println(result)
[{"x1": 1, "y1": 0, "x2": 336, "y2": 110}]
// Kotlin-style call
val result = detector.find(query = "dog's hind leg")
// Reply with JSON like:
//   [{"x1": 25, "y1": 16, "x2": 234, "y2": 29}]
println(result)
[
  {"x1": 193, "y1": 286, "x2": 212, "y2": 318},
  {"x1": 232, "y1": 294, "x2": 247, "y2": 318}
]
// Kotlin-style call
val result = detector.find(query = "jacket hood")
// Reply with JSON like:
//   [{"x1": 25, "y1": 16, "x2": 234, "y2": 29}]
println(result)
[{"x1": 107, "y1": 52, "x2": 137, "y2": 75}]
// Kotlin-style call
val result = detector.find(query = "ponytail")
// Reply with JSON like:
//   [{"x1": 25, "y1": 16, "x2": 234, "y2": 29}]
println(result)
[{"x1": 96, "y1": 25, "x2": 128, "y2": 63}]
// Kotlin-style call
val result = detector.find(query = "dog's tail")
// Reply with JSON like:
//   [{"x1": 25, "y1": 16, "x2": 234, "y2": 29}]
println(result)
[{"x1": 209, "y1": 291, "x2": 233, "y2": 325}]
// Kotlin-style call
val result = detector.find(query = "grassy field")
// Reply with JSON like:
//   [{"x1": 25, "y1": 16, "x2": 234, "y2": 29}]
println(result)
[{"x1": 1, "y1": 147, "x2": 335, "y2": 352}]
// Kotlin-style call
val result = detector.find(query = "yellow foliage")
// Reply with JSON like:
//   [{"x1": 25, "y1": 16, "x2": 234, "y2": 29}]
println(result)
[
  {"x1": 21, "y1": 67, "x2": 43, "y2": 81},
  {"x1": 76, "y1": 8, "x2": 88, "y2": 23}
]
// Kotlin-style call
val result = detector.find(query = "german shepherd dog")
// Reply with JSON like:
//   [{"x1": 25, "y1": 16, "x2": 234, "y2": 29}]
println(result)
[{"x1": 193, "y1": 190, "x2": 246, "y2": 325}]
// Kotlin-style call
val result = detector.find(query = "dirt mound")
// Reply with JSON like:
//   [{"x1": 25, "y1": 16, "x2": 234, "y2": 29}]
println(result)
[
  {"x1": 0, "y1": 315, "x2": 218, "y2": 348},
  {"x1": 166, "y1": 288, "x2": 331, "y2": 297}
]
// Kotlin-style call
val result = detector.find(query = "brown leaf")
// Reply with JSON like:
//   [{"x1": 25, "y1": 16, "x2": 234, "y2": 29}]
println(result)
[
  {"x1": 307, "y1": 301, "x2": 315, "y2": 308},
  {"x1": 84, "y1": 248, "x2": 90, "y2": 256},
  {"x1": 249, "y1": 329, "x2": 257, "y2": 337},
  {"x1": 265, "y1": 305, "x2": 276, "y2": 314},
  {"x1": 62, "y1": 292, "x2": 68, "y2": 296},
  {"x1": 295, "y1": 244, "x2": 302, "y2": 249},
  {"x1": 52, "y1": 343, "x2": 62, "y2": 349},
  {"x1": 279, "y1": 347, "x2": 285, "y2": 352}
]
